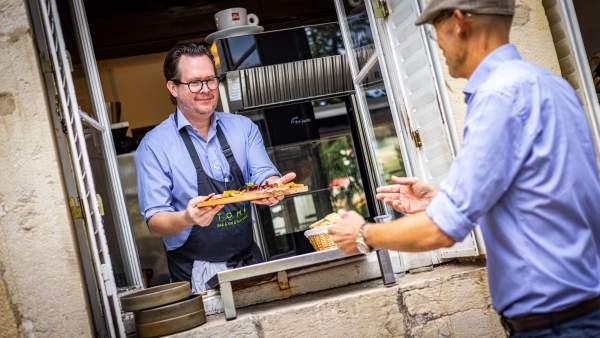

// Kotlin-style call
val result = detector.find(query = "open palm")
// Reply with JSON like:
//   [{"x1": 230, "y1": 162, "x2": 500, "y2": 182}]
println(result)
[{"x1": 376, "y1": 176, "x2": 437, "y2": 214}]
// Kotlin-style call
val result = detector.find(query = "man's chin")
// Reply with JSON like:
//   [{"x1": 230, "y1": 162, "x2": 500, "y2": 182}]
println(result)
[{"x1": 194, "y1": 105, "x2": 217, "y2": 115}]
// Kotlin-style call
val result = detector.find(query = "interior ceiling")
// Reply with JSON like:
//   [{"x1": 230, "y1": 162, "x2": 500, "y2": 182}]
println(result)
[
  {"x1": 58, "y1": 0, "x2": 339, "y2": 61},
  {"x1": 573, "y1": 0, "x2": 600, "y2": 59}
]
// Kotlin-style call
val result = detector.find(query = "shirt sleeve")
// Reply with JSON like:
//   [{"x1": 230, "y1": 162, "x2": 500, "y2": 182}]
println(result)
[
  {"x1": 426, "y1": 89, "x2": 530, "y2": 241},
  {"x1": 135, "y1": 140, "x2": 175, "y2": 221},
  {"x1": 245, "y1": 121, "x2": 280, "y2": 184}
]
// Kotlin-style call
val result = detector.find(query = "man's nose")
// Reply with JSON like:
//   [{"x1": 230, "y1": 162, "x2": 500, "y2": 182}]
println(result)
[{"x1": 200, "y1": 83, "x2": 211, "y2": 94}]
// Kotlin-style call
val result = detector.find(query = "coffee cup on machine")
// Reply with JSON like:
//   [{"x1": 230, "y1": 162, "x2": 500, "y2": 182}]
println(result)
[{"x1": 214, "y1": 7, "x2": 259, "y2": 31}]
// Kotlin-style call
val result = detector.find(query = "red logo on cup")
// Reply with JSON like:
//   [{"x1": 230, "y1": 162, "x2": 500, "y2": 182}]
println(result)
[{"x1": 232, "y1": 13, "x2": 240, "y2": 21}]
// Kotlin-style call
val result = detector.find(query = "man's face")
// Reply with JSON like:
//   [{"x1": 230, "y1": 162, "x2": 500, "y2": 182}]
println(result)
[
  {"x1": 433, "y1": 12, "x2": 468, "y2": 78},
  {"x1": 168, "y1": 54, "x2": 219, "y2": 117}
]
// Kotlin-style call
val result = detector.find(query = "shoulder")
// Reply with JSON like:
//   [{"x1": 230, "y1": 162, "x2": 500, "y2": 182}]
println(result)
[
  {"x1": 481, "y1": 60, "x2": 558, "y2": 95},
  {"x1": 136, "y1": 114, "x2": 176, "y2": 157},
  {"x1": 216, "y1": 112, "x2": 256, "y2": 133}
]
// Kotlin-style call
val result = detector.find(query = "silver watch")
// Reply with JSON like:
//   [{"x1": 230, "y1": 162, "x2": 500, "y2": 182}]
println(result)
[{"x1": 355, "y1": 223, "x2": 372, "y2": 254}]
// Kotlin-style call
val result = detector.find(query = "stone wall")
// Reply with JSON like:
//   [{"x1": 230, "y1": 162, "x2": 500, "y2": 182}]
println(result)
[
  {"x1": 172, "y1": 265, "x2": 503, "y2": 338},
  {"x1": 0, "y1": 0, "x2": 93, "y2": 336},
  {"x1": 439, "y1": 0, "x2": 562, "y2": 139}
]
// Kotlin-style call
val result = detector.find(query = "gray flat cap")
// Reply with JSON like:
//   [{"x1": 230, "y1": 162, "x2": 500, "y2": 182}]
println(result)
[{"x1": 415, "y1": 0, "x2": 515, "y2": 25}]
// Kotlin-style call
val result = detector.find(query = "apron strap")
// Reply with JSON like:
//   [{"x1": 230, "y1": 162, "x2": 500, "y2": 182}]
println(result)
[
  {"x1": 178, "y1": 127, "x2": 211, "y2": 196},
  {"x1": 216, "y1": 124, "x2": 245, "y2": 187},
  {"x1": 175, "y1": 111, "x2": 247, "y2": 193}
]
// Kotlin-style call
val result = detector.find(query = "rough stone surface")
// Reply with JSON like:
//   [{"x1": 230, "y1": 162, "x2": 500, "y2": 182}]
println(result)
[
  {"x1": 169, "y1": 265, "x2": 502, "y2": 338},
  {"x1": 0, "y1": 0, "x2": 93, "y2": 336}
]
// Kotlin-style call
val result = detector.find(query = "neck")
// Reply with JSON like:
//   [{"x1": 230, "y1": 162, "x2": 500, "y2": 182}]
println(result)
[
  {"x1": 180, "y1": 108, "x2": 213, "y2": 138},
  {"x1": 464, "y1": 33, "x2": 509, "y2": 78}
]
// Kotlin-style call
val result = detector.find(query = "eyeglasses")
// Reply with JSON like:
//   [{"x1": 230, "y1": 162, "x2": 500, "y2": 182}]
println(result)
[{"x1": 173, "y1": 76, "x2": 220, "y2": 93}]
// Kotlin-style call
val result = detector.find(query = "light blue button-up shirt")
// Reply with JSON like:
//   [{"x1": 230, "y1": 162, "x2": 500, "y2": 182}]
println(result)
[
  {"x1": 426, "y1": 44, "x2": 600, "y2": 317},
  {"x1": 135, "y1": 110, "x2": 279, "y2": 251}
]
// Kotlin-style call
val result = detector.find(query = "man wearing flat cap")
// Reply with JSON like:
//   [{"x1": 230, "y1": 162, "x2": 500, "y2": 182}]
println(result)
[{"x1": 330, "y1": 0, "x2": 600, "y2": 336}]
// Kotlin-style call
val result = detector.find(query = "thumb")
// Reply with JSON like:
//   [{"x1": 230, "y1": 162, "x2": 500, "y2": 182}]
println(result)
[
  {"x1": 279, "y1": 172, "x2": 297, "y2": 184},
  {"x1": 191, "y1": 193, "x2": 215, "y2": 208},
  {"x1": 338, "y1": 209, "x2": 349, "y2": 219}
]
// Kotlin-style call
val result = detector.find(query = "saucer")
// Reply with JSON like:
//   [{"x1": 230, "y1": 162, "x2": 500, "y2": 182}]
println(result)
[{"x1": 205, "y1": 25, "x2": 264, "y2": 43}]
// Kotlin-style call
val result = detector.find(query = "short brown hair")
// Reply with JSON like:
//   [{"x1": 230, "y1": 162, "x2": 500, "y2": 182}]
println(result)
[{"x1": 163, "y1": 42, "x2": 217, "y2": 103}]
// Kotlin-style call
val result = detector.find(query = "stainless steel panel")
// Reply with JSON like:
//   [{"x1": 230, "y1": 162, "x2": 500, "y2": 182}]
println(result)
[
  {"x1": 216, "y1": 249, "x2": 359, "y2": 283},
  {"x1": 229, "y1": 52, "x2": 377, "y2": 110}
]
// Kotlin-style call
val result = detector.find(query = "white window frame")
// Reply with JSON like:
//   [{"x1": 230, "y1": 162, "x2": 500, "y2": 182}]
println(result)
[
  {"x1": 337, "y1": 0, "x2": 481, "y2": 268},
  {"x1": 544, "y1": 0, "x2": 600, "y2": 155}
]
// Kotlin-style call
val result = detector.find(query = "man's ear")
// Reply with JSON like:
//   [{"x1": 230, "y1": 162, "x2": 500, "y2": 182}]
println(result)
[
  {"x1": 453, "y1": 9, "x2": 469, "y2": 39},
  {"x1": 166, "y1": 80, "x2": 178, "y2": 99}
]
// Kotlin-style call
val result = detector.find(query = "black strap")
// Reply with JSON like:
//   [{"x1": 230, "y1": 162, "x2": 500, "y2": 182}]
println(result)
[
  {"x1": 175, "y1": 113, "x2": 245, "y2": 192},
  {"x1": 501, "y1": 294, "x2": 600, "y2": 334},
  {"x1": 216, "y1": 124, "x2": 245, "y2": 187},
  {"x1": 178, "y1": 128, "x2": 206, "y2": 196}
]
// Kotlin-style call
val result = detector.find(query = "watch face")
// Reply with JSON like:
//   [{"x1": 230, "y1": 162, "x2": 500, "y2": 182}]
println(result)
[{"x1": 356, "y1": 240, "x2": 369, "y2": 254}]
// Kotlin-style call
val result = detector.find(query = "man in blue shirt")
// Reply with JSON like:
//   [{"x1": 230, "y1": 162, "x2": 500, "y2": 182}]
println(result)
[
  {"x1": 135, "y1": 42, "x2": 294, "y2": 292},
  {"x1": 329, "y1": 0, "x2": 600, "y2": 336}
]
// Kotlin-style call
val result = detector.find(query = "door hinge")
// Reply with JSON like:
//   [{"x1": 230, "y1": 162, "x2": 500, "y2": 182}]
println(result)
[
  {"x1": 411, "y1": 129, "x2": 423, "y2": 148},
  {"x1": 100, "y1": 263, "x2": 115, "y2": 296},
  {"x1": 69, "y1": 194, "x2": 104, "y2": 220},
  {"x1": 69, "y1": 196, "x2": 83, "y2": 220},
  {"x1": 372, "y1": 0, "x2": 389, "y2": 18},
  {"x1": 96, "y1": 194, "x2": 105, "y2": 216},
  {"x1": 277, "y1": 271, "x2": 290, "y2": 290},
  {"x1": 40, "y1": 55, "x2": 53, "y2": 74}
]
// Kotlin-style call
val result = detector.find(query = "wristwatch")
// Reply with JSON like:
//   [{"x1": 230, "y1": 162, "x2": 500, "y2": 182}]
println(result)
[{"x1": 355, "y1": 222, "x2": 372, "y2": 254}]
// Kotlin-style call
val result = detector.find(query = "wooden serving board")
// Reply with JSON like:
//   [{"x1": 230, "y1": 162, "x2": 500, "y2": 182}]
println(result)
[{"x1": 196, "y1": 185, "x2": 309, "y2": 207}]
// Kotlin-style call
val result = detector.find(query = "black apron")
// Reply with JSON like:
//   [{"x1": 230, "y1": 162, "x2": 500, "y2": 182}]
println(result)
[{"x1": 167, "y1": 113, "x2": 264, "y2": 283}]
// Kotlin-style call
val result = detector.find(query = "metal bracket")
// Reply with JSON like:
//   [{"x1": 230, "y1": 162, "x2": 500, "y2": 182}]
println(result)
[
  {"x1": 96, "y1": 193, "x2": 105, "y2": 216},
  {"x1": 39, "y1": 55, "x2": 53, "y2": 74},
  {"x1": 69, "y1": 196, "x2": 83, "y2": 220},
  {"x1": 372, "y1": 0, "x2": 389, "y2": 18},
  {"x1": 276, "y1": 271, "x2": 290, "y2": 290},
  {"x1": 100, "y1": 263, "x2": 115, "y2": 296},
  {"x1": 411, "y1": 129, "x2": 423, "y2": 148}
]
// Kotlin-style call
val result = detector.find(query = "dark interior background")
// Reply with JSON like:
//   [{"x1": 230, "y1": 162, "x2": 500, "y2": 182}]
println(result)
[{"x1": 57, "y1": 0, "x2": 339, "y2": 61}]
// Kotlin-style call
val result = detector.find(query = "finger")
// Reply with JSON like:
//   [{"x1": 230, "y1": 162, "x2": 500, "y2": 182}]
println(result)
[
  {"x1": 196, "y1": 206, "x2": 214, "y2": 215},
  {"x1": 392, "y1": 200, "x2": 408, "y2": 213},
  {"x1": 348, "y1": 210, "x2": 363, "y2": 218},
  {"x1": 390, "y1": 176, "x2": 418, "y2": 185},
  {"x1": 278, "y1": 172, "x2": 297, "y2": 184},
  {"x1": 376, "y1": 185, "x2": 403, "y2": 193},
  {"x1": 191, "y1": 193, "x2": 216, "y2": 208},
  {"x1": 376, "y1": 192, "x2": 404, "y2": 200},
  {"x1": 251, "y1": 199, "x2": 270, "y2": 205}
]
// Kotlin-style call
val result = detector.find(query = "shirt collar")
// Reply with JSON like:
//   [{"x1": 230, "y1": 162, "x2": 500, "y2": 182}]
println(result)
[
  {"x1": 175, "y1": 108, "x2": 221, "y2": 133},
  {"x1": 463, "y1": 44, "x2": 521, "y2": 103}
]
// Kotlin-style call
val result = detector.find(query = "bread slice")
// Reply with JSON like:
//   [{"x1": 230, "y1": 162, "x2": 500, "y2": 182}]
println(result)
[{"x1": 309, "y1": 212, "x2": 342, "y2": 229}]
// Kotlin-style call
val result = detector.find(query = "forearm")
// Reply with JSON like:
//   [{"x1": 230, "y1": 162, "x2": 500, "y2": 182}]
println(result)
[
  {"x1": 365, "y1": 211, "x2": 455, "y2": 252},
  {"x1": 147, "y1": 210, "x2": 192, "y2": 235}
]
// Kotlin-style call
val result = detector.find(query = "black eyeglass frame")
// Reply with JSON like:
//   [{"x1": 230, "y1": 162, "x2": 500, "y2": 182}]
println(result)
[{"x1": 172, "y1": 74, "x2": 224, "y2": 93}]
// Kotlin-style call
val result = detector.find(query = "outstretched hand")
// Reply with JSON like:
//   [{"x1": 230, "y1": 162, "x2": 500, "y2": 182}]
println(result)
[
  {"x1": 252, "y1": 172, "x2": 297, "y2": 206},
  {"x1": 376, "y1": 176, "x2": 437, "y2": 214},
  {"x1": 186, "y1": 194, "x2": 224, "y2": 227}
]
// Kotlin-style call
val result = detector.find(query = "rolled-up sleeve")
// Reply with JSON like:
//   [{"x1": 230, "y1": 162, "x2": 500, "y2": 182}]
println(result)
[
  {"x1": 246, "y1": 122, "x2": 280, "y2": 184},
  {"x1": 135, "y1": 140, "x2": 175, "y2": 221},
  {"x1": 426, "y1": 89, "x2": 530, "y2": 241}
]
